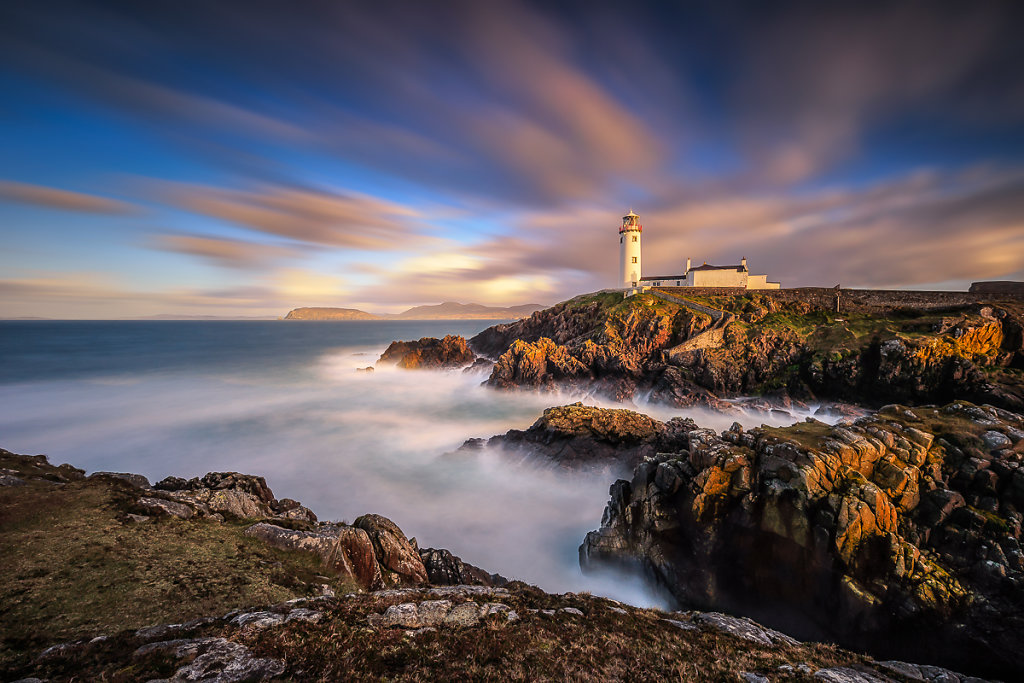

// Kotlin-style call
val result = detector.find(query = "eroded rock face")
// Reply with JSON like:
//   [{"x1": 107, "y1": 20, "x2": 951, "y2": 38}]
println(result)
[
  {"x1": 581, "y1": 401, "x2": 1024, "y2": 679},
  {"x1": 483, "y1": 402, "x2": 696, "y2": 472},
  {"x1": 377, "y1": 335, "x2": 476, "y2": 369},
  {"x1": 418, "y1": 548, "x2": 508, "y2": 587},
  {"x1": 354, "y1": 514, "x2": 429, "y2": 585}
]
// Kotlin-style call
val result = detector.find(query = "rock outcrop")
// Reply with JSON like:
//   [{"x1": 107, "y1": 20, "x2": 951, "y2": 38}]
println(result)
[
  {"x1": 469, "y1": 291, "x2": 1024, "y2": 411},
  {"x1": 377, "y1": 335, "x2": 476, "y2": 369},
  {"x1": 581, "y1": 401, "x2": 1024, "y2": 679},
  {"x1": 153, "y1": 471, "x2": 317, "y2": 522},
  {"x1": 417, "y1": 548, "x2": 508, "y2": 587},
  {"x1": 482, "y1": 402, "x2": 695, "y2": 472}
]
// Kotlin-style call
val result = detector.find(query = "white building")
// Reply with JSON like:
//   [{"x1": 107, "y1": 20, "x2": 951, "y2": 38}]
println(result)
[
  {"x1": 617, "y1": 210, "x2": 780, "y2": 290},
  {"x1": 619, "y1": 210, "x2": 642, "y2": 287}
]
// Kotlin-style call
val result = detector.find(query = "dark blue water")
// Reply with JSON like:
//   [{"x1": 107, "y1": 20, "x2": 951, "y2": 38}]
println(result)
[{"x1": 0, "y1": 320, "x2": 504, "y2": 384}]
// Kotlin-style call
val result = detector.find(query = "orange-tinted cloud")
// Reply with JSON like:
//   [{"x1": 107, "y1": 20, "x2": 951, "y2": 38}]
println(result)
[
  {"x1": 0, "y1": 180, "x2": 138, "y2": 214},
  {"x1": 152, "y1": 181, "x2": 430, "y2": 250},
  {"x1": 153, "y1": 234, "x2": 302, "y2": 269}
]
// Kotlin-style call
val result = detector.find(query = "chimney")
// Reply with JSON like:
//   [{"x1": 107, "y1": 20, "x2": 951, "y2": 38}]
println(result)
[
  {"x1": 741, "y1": 256, "x2": 747, "y2": 270},
  {"x1": 685, "y1": 257, "x2": 691, "y2": 272}
]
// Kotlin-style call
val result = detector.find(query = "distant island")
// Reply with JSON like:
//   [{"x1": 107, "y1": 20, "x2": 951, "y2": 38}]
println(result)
[{"x1": 284, "y1": 301, "x2": 546, "y2": 321}]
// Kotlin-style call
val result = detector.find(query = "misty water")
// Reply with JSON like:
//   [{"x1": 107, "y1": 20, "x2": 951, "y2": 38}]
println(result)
[{"x1": 0, "y1": 320, "x2": 828, "y2": 606}]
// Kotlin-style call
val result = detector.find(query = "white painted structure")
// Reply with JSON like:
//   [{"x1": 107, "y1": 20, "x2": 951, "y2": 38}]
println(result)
[
  {"x1": 619, "y1": 210, "x2": 642, "y2": 287},
  {"x1": 618, "y1": 210, "x2": 779, "y2": 290}
]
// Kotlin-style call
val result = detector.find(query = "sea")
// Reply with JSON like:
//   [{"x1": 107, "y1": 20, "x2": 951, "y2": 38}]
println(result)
[{"x1": 0, "y1": 320, "x2": 821, "y2": 605}]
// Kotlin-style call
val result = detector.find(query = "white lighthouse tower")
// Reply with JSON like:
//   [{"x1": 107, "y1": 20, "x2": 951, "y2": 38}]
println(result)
[{"x1": 619, "y1": 210, "x2": 642, "y2": 288}]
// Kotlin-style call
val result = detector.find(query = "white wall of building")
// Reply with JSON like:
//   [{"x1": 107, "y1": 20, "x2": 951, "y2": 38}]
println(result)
[{"x1": 691, "y1": 268, "x2": 748, "y2": 287}]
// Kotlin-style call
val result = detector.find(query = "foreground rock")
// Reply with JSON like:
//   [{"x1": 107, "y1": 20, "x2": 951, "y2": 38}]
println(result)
[
  {"x1": 2, "y1": 447, "x2": 998, "y2": 681},
  {"x1": 9, "y1": 583, "x2": 996, "y2": 682},
  {"x1": 150, "y1": 470, "x2": 318, "y2": 522},
  {"x1": 377, "y1": 335, "x2": 476, "y2": 369},
  {"x1": 581, "y1": 401, "x2": 1024, "y2": 679}
]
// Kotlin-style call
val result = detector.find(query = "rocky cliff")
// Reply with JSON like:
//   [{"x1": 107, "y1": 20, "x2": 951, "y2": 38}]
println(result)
[
  {"x1": 469, "y1": 291, "x2": 1024, "y2": 411},
  {"x1": 580, "y1": 401, "x2": 1024, "y2": 679}
]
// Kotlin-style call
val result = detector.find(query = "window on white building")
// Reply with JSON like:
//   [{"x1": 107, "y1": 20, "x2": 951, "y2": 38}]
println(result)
[
  {"x1": 632, "y1": 236, "x2": 637, "y2": 242},
  {"x1": 631, "y1": 256, "x2": 637, "y2": 263}
]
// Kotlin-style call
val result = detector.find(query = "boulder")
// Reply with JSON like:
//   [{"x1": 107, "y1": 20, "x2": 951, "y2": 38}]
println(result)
[
  {"x1": 244, "y1": 522, "x2": 383, "y2": 590},
  {"x1": 137, "y1": 496, "x2": 194, "y2": 520},
  {"x1": 353, "y1": 514, "x2": 429, "y2": 585}
]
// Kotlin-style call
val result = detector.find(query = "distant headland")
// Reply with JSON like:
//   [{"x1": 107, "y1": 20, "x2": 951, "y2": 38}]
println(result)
[{"x1": 283, "y1": 301, "x2": 546, "y2": 321}]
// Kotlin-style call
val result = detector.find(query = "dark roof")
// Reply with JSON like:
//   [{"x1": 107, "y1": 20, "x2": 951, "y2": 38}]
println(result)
[
  {"x1": 639, "y1": 275, "x2": 685, "y2": 281},
  {"x1": 689, "y1": 263, "x2": 746, "y2": 272}
]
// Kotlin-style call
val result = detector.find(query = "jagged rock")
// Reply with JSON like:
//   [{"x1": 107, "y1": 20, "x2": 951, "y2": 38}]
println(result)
[
  {"x1": 581, "y1": 401, "x2": 1024, "y2": 679},
  {"x1": 89, "y1": 471, "x2": 150, "y2": 488},
  {"x1": 0, "y1": 474, "x2": 26, "y2": 486},
  {"x1": 353, "y1": 514, "x2": 429, "y2": 585},
  {"x1": 137, "y1": 496, "x2": 194, "y2": 519},
  {"x1": 484, "y1": 402, "x2": 694, "y2": 471},
  {"x1": 469, "y1": 292, "x2": 1024, "y2": 411},
  {"x1": 377, "y1": 335, "x2": 475, "y2": 369},
  {"x1": 418, "y1": 547, "x2": 506, "y2": 586}
]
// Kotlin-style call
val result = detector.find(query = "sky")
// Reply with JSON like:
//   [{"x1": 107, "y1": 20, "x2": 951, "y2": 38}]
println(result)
[{"x1": 1, "y1": 0, "x2": 1023, "y2": 318}]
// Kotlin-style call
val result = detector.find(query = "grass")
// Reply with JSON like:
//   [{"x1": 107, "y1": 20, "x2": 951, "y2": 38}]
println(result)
[
  {"x1": 0, "y1": 454, "x2": 356, "y2": 671},
  {"x1": 11, "y1": 584, "x2": 886, "y2": 682}
]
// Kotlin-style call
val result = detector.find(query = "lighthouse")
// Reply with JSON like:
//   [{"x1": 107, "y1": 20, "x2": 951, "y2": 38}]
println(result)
[{"x1": 619, "y1": 210, "x2": 642, "y2": 288}]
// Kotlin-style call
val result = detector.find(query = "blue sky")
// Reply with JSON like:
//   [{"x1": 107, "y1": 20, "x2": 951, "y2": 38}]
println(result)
[{"x1": 1, "y1": 0, "x2": 1022, "y2": 318}]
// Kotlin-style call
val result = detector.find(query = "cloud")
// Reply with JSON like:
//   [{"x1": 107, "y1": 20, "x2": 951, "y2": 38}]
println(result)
[
  {"x1": 153, "y1": 233, "x2": 302, "y2": 269},
  {"x1": 151, "y1": 181, "x2": 430, "y2": 250},
  {"x1": 734, "y1": 3, "x2": 1006, "y2": 182},
  {"x1": 0, "y1": 180, "x2": 138, "y2": 214}
]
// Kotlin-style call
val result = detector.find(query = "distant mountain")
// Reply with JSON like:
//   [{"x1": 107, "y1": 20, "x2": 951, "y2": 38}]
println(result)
[
  {"x1": 282, "y1": 302, "x2": 546, "y2": 321},
  {"x1": 393, "y1": 302, "x2": 545, "y2": 320},
  {"x1": 283, "y1": 307, "x2": 382, "y2": 321}
]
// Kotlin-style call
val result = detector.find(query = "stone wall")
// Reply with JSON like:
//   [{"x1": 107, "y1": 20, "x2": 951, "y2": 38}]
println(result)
[{"x1": 653, "y1": 286, "x2": 1023, "y2": 314}]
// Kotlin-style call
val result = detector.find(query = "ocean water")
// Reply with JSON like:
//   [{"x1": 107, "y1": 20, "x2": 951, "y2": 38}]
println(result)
[{"x1": 0, "y1": 320, "x2": 819, "y2": 605}]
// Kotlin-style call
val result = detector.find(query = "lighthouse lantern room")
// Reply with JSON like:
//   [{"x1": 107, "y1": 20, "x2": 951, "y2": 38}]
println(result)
[{"x1": 619, "y1": 210, "x2": 642, "y2": 288}]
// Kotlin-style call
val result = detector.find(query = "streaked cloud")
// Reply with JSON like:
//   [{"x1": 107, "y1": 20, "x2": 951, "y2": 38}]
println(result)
[
  {"x1": 152, "y1": 182, "x2": 429, "y2": 250},
  {"x1": 153, "y1": 234, "x2": 302, "y2": 269},
  {"x1": 0, "y1": 180, "x2": 138, "y2": 214}
]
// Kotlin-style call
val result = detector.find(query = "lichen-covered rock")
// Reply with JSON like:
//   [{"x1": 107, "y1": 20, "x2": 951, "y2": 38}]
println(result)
[
  {"x1": 483, "y1": 402, "x2": 694, "y2": 471},
  {"x1": 377, "y1": 335, "x2": 475, "y2": 369},
  {"x1": 581, "y1": 402, "x2": 1024, "y2": 679},
  {"x1": 137, "y1": 496, "x2": 194, "y2": 519},
  {"x1": 471, "y1": 292, "x2": 1024, "y2": 411}
]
